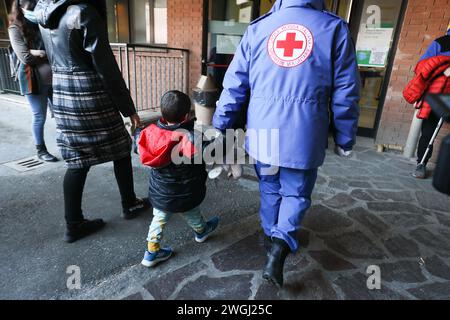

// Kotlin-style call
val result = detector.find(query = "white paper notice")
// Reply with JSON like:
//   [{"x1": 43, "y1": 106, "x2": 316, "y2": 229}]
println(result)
[{"x1": 356, "y1": 25, "x2": 394, "y2": 67}]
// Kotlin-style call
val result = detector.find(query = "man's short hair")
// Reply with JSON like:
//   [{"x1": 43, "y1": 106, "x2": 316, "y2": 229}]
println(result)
[{"x1": 160, "y1": 90, "x2": 191, "y2": 123}]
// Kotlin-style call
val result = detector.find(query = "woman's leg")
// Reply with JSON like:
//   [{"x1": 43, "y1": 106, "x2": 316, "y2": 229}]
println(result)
[
  {"x1": 63, "y1": 167, "x2": 90, "y2": 226},
  {"x1": 25, "y1": 92, "x2": 47, "y2": 146},
  {"x1": 25, "y1": 86, "x2": 58, "y2": 161},
  {"x1": 113, "y1": 155, "x2": 137, "y2": 208},
  {"x1": 63, "y1": 167, "x2": 106, "y2": 243},
  {"x1": 417, "y1": 112, "x2": 440, "y2": 165}
]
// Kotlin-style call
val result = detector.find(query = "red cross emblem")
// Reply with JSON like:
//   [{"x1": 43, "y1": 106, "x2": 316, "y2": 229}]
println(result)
[
  {"x1": 268, "y1": 24, "x2": 314, "y2": 68},
  {"x1": 276, "y1": 33, "x2": 304, "y2": 57}
]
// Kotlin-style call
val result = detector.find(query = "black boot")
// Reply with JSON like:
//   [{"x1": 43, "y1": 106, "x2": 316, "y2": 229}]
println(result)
[
  {"x1": 122, "y1": 197, "x2": 151, "y2": 220},
  {"x1": 263, "y1": 235, "x2": 272, "y2": 254},
  {"x1": 64, "y1": 219, "x2": 106, "y2": 243},
  {"x1": 263, "y1": 238, "x2": 291, "y2": 288},
  {"x1": 36, "y1": 145, "x2": 58, "y2": 162}
]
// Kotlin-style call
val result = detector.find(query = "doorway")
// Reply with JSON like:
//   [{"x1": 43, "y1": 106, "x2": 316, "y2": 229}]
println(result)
[{"x1": 204, "y1": 0, "x2": 406, "y2": 137}]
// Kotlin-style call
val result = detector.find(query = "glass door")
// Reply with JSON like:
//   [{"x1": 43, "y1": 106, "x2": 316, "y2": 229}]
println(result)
[
  {"x1": 206, "y1": 0, "x2": 258, "y2": 89},
  {"x1": 348, "y1": 0, "x2": 404, "y2": 136}
]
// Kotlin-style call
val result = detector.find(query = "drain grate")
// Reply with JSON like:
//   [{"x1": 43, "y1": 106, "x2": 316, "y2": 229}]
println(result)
[{"x1": 3, "y1": 156, "x2": 49, "y2": 172}]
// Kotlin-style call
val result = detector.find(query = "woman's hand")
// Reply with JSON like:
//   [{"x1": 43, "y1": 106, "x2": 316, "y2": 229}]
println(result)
[
  {"x1": 130, "y1": 113, "x2": 143, "y2": 129},
  {"x1": 30, "y1": 50, "x2": 46, "y2": 58}
]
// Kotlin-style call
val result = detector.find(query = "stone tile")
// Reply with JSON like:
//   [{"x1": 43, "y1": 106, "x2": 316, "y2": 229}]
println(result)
[
  {"x1": 435, "y1": 213, "x2": 450, "y2": 228},
  {"x1": 348, "y1": 207, "x2": 390, "y2": 235},
  {"x1": 368, "y1": 202, "x2": 426, "y2": 214},
  {"x1": 366, "y1": 190, "x2": 415, "y2": 202},
  {"x1": 350, "y1": 189, "x2": 374, "y2": 201},
  {"x1": 122, "y1": 292, "x2": 143, "y2": 300},
  {"x1": 302, "y1": 205, "x2": 353, "y2": 233},
  {"x1": 320, "y1": 231, "x2": 386, "y2": 260},
  {"x1": 389, "y1": 160, "x2": 415, "y2": 172},
  {"x1": 380, "y1": 213, "x2": 431, "y2": 228},
  {"x1": 283, "y1": 269, "x2": 337, "y2": 300},
  {"x1": 175, "y1": 274, "x2": 253, "y2": 300},
  {"x1": 285, "y1": 254, "x2": 311, "y2": 273},
  {"x1": 346, "y1": 175, "x2": 372, "y2": 181},
  {"x1": 379, "y1": 260, "x2": 426, "y2": 283},
  {"x1": 408, "y1": 282, "x2": 450, "y2": 300},
  {"x1": 211, "y1": 234, "x2": 266, "y2": 272},
  {"x1": 410, "y1": 227, "x2": 450, "y2": 257},
  {"x1": 424, "y1": 256, "x2": 450, "y2": 281},
  {"x1": 254, "y1": 282, "x2": 282, "y2": 300},
  {"x1": 416, "y1": 192, "x2": 450, "y2": 213},
  {"x1": 309, "y1": 250, "x2": 356, "y2": 271},
  {"x1": 328, "y1": 180, "x2": 350, "y2": 191},
  {"x1": 397, "y1": 177, "x2": 427, "y2": 191},
  {"x1": 144, "y1": 260, "x2": 208, "y2": 300},
  {"x1": 316, "y1": 175, "x2": 327, "y2": 185},
  {"x1": 348, "y1": 181, "x2": 372, "y2": 189},
  {"x1": 322, "y1": 193, "x2": 357, "y2": 209},
  {"x1": 372, "y1": 182, "x2": 403, "y2": 190},
  {"x1": 383, "y1": 235, "x2": 421, "y2": 258},
  {"x1": 298, "y1": 229, "x2": 310, "y2": 248},
  {"x1": 334, "y1": 272, "x2": 406, "y2": 300},
  {"x1": 355, "y1": 150, "x2": 385, "y2": 162}
]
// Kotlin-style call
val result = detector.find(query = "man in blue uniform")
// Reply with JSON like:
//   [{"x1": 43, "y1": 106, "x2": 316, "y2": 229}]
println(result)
[{"x1": 213, "y1": 0, "x2": 360, "y2": 287}]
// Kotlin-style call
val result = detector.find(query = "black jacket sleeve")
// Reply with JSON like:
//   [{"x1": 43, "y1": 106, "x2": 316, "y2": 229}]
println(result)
[{"x1": 80, "y1": 6, "x2": 136, "y2": 117}]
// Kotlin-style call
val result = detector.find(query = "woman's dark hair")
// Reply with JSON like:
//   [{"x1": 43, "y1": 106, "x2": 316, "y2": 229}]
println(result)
[{"x1": 8, "y1": 0, "x2": 39, "y2": 44}]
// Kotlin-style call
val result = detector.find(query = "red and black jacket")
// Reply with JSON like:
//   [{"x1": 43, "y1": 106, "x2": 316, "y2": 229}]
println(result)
[
  {"x1": 138, "y1": 118, "x2": 207, "y2": 213},
  {"x1": 403, "y1": 55, "x2": 450, "y2": 119}
]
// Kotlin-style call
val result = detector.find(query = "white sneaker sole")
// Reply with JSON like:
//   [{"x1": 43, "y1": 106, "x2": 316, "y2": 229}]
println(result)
[
  {"x1": 195, "y1": 234, "x2": 210, "y2": 243},
  {"x1": 141, "y1": 252, "x2": 173, "y2": 268}
]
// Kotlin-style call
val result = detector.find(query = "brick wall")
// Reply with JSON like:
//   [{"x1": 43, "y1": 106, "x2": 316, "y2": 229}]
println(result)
[
  {"x1": 376, "y1": 0, "x2": 450, "y2": 161},
  {"x1": 167, "y1": 0, "x2": 204, "y2": 93}
]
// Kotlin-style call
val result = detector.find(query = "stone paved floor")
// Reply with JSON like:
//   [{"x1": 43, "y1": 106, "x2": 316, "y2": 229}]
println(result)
[{"x1": 69, "y1": 143, "x2": 450, "y2": 300}]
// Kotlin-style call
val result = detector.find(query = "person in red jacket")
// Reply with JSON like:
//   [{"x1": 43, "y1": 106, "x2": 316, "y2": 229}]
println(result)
[
  {"x1": 404, "y1": 25, "x2": 450, "y2": 179},
  {"x1": 138, "y1": 91, "x2": 220, "y2": 267}
]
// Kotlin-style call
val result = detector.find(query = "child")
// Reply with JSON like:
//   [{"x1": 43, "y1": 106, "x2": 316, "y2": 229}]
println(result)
[{"x1": 138, "y1": 90, "x2": 220, "y2": 267}]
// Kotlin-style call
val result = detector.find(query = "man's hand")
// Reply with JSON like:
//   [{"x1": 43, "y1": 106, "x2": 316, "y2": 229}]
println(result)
[
  {"x1": 130, "y1": 113, "x2": 142, "y2": 129},
  {"x1": 334, "y1": 145, "x2": 353, "y2": 158}
]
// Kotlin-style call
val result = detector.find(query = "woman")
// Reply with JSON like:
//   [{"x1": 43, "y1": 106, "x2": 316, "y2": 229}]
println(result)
[
  {"x1": 8, "y1": 0, "x2": 57, "y2": 162},
  {"x1": 34, "y1": 0, "x2": 149, "y2": 243}
]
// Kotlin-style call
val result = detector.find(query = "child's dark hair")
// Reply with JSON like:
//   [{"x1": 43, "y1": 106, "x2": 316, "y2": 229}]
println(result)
[{"x1": 160, "y1": 90, "x2": 191, "y2": 123}]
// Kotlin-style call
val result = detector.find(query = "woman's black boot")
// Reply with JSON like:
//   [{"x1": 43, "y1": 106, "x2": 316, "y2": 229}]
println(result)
[
  {"x1": 36, "y1": 144, "x2": 58, "y2": 162},
  {"x1": 263, "y1": 238, "x2": 290, "y2": 288}
]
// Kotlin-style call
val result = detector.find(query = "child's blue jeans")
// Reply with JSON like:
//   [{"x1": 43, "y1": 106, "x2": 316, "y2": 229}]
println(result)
[{"x1": 147, "y1": 206, "x2": 206, "y2": 252}]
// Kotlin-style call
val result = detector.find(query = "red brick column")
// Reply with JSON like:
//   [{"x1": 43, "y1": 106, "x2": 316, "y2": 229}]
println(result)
[
  {"x1": 376, "y1": 0, "x2": 450, "y2": 162},
  {"x1": 167, "y1": 0, "x2": 204, "y2": 93}
]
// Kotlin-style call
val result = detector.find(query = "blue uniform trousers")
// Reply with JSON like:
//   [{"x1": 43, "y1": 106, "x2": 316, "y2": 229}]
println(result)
[{"x1": 255, "y1": 162, "x2": 318, "y2": 252}]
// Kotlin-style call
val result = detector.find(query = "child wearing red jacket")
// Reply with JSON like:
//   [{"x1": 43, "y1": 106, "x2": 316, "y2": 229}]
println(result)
[{"x1": 137, "y1": 91, "x2": 220, "y2": 267}]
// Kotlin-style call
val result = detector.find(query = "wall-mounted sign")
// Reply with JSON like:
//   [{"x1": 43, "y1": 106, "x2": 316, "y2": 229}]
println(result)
[
  {"x1": 356, "y1": 25, "x2": 393, "y2": 67},
  {"x1": 216, "y1": 34, "x2": 242, "y2": 55}
]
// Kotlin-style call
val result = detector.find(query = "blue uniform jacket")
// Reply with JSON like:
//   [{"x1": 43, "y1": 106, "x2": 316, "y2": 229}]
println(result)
[{"x1": 213, "y1": 0, "x2": 360, "y2": 170}]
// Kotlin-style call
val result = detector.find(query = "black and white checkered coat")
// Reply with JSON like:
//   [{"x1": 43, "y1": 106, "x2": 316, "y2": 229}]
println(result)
[
  {"x1": 36, "y1": 0, "x2": 136, "y2": 169},
  {"x1": 52, "y1": 71, "x2": 132, "y2": 168}
]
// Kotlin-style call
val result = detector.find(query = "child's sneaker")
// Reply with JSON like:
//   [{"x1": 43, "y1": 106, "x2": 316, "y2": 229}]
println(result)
[
  {"x1": 141, "y1": 248, "x2": 173, "y2": 267},
  {"x1": 195, "y1": 217, "x2": 220, "y2": 243}
]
